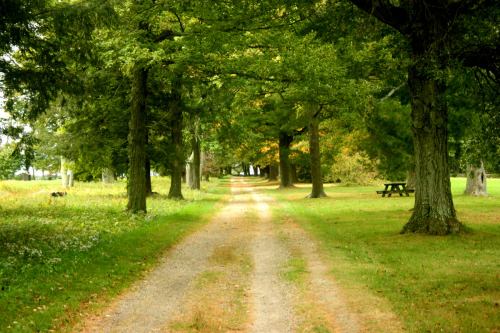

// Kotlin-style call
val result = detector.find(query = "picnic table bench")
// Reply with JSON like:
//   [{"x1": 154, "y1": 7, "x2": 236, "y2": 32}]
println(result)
[{"x1": 376, "y1": 182, "x2": 415, "y2": 197}]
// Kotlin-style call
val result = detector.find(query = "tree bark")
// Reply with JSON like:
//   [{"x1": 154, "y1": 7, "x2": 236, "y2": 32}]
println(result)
[
  {"x1": 279, "y1": 131, "x2": 294, "y2": 188},
  {"x1": 406, "y1": 167, "x2": 416, "y2": 190},
  {"x1": 306, "y1": 110, "x2": 327, "y2": 198},
  {"x1": 464, "y1": 162, "x2": 488, "y2": 196},
  {"x1": 401, "y1": 61, "x2": 463, "y2": 235},
  {"x1": 127, "y1": 64, "x2": 149, "y2": 213},
  {"x1": 241, "y1": 163, "x2": 249, "y2": 176},
  {"x1": 191, "y1": 125, "x2": 201, "y2": 190},
  {"x1": 68, "y1": 166, "x2": 74, "y2": 187},
  {"x1": 268, "y1": 164, "x2": 279, "y2": 181},
  {"x1": 200, "y1": 151, "x2": 206, "y2": 183},
  {"x1": 61, "y1": 156, "x2": 68, "y2": 188},
  {"x1": 255, "y1": 165, "x2": 261, "y2": 177},
  {"x1": 262, "y1": 165, "x2": 270, "y2": 179},
  {"x1": 187, "y1": 141, "x2": 201, "y2": 190},
  {"x1": 168, "y1": 76, "x2": 184, "y2": 200},
  {"x1": 102, "y1": 168, "x2": 116, "y2": 183},
  {"x1": 186, "y1": 151, "x2": 194, "y2": 188},
  {"x1": 145, "y1": 156, "x2": 152, "y2": 196},
  {"x1": 289, "y1": 164, "x2": 299, "y2": 183}
]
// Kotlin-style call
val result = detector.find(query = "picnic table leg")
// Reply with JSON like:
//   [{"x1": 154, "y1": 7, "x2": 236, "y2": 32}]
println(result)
[
  {"x1": 402, "y1": 184, "x2": 410, "y2": 196},
  {"x1": 384, "y1": 185, "x2": 389, "y2": 197}
]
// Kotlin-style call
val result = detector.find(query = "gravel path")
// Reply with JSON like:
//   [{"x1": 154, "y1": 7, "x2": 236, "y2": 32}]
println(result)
[
  {"x1": 81, "y1": 178, "x2": 365, "y2": 332},
  {"x1": 82, "y1": 180, "x2": 245, "y2": 332},
  {"x1": 283, "y1": 220, "x2": 362, "y2": 332},
  {"x1": 248, "y1": 190, "x2": 297, "y2": 332}
]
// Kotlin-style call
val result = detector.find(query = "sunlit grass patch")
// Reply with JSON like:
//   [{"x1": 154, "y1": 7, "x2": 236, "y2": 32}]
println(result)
[{"x1": 0, "y1": 177, "x2": 223, "y2": 331}]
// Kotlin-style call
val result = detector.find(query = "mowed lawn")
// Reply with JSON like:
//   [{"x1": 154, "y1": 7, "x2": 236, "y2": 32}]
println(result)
[
  {"x1": 0, "y1": 177, "x2": 498, "y2": 332},
  {"x1": 262, "y1": 177, "x2": 499, "y2": 333},
  {"x1": 0, "y1": 177, "x2": 226, "y2": 331}
]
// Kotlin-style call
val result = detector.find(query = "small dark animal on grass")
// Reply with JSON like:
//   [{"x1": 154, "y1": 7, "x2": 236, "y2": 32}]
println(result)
[{"x1": 50, "y1": 191, "x2": 67, "y2": 197}]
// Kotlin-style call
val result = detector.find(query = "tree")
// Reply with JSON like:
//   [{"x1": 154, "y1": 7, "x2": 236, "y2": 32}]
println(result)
[
  {"x1": 464, "y1": 162, "x2": 488, "y2": 196},
  {"x1": 345, "y1": 0, "x2": 499, "y2": 235},
  {"x1": 0, "y1": 142, "x2": 23, "y2": 180},
  {"x1": 167, "y1": 74, "x2": 185, "y2": 199},
  {"x1": 447, "y1": 66, "x2": 499, "y2": 197},
  {"x1": 306, "y1": 105, "x2": 327, "y2": 198},
  {"x1": 1, "y1": 1, "x2": 115, "y2": 121},
  {"x1": 127, "y1": 64, "x2": 149, "y2": 212},
  {"x1": 363, "y1": 100, "x2": 414, "y2": 182}
]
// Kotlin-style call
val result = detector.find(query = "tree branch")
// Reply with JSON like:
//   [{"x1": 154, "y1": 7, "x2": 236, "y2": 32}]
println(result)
[
  {"x1": 448, "y1": 0, "x2": 497, "y2": 17},
  {"x1": 454, "y1": 44, "x2": 500, "y2": 77},
  {"x1": 380, "y1": 82, "x2": 406, "y2": 102},
  {"x1": 152, "y1": 29, "x2": 191, "y2": 43},
  {"x1": 348, "y1": 0, "x2": 410, "y2": 35}
]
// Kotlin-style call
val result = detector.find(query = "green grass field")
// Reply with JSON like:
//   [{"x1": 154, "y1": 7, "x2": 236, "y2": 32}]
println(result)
[
  {"x1": 1, "y1": 177, "x2": 498, "y2": 332},
  {"x1": 0, "y1": 177, "x2": 227, "y2": 332},
  {"x1": 262, "y1": 178, "x2": 499, "y2": 333}
]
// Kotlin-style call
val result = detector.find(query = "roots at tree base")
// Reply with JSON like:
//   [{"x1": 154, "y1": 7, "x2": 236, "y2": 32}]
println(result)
[
  {"x1": 401, "y1": 214, "x2": 467, "y2": 235},
  {"x1": 305, "y1": 192, "x2": 328, "y2": 199}
]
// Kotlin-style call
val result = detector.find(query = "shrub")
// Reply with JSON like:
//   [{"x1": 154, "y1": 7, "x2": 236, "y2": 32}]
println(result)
[{"x1": 324, "y1": 149, "x2": 378, "y2": 186}]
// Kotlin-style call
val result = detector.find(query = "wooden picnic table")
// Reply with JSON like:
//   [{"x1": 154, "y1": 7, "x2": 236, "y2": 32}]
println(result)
[{"x1": 376, "y1": 182, "x2": 415, "y2": 197}]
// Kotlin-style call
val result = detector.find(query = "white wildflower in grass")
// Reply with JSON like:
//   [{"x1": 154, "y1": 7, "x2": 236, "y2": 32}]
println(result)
[
  {"x1": 46, "y1": 257, "x2": 62, "y2": 264},
  {"x1": 0, "y1": 176, "x2": 222, "y2": 329}
]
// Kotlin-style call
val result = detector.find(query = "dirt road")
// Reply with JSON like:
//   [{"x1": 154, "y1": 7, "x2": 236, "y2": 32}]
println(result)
[{"x1": 82, "y1": 178, "x2": 366, "y2": 332}]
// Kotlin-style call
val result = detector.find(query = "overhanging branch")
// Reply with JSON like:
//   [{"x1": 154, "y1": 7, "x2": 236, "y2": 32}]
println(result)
[{"x1": 348, "y1": 0, "x2": 409, "y2": 35}]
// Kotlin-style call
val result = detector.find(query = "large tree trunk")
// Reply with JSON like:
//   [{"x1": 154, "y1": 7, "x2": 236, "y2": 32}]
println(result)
[
  {"x1": 200, "y1": 151, "x2": 206, "y2": 183},
  {"x1": 306, "y1": 110, "x2": 327, "y2": 198},
  {"x1": 401, "y1": 61, "x2": 463, "y2": 235},
  {"x1": 268, "y1": 164, "x2": 279, "y2": 181},
  {"x1": 145, "y1": 157, "x2": 152, "y2": 197},
  {"x1": 279, "y1": 131, "x2": 294, "y2": 188},
  {"x1": 191, "y1": 127, "x2": 201, "y2": 190},
  {"x1": 168, "y1": 76, "x2": 184, "y2": 200},
  {"x1": 127, "y1": 64, "x2": 148, "y2": 213},
  {"x1": 262, "y1": 165, "x2": 269, "y2": 179},
  {"x1": 145, "y1": 131, "x2": 152, "y2": 196},
  {"x1": 61, "y1": 156, "x2": 68, "y2": 188},
  {"x1": 102, "y1": 168, "x2": 116, "y2": 183},
  {"x1": 464, "y1": 162, "x2": 488, "y2": 196},
  {"x1": 406, "y1": 165, "x2": 416, "y2": 190},
  {"x1": 186, "y1": 151, "x2": 194, "y2": 188},
  {"x1": 255, "y1": 165, "x2": 261, "y2": 177},
  {"x1": 241, "y1": 163, "x2": 249, "y2": 176},
  {"x1": 68, "y1": 166, "x2": 74, "y2": 187},
  {"x1": 289, "y1": 164, "x2": 299, "y2": 183}
]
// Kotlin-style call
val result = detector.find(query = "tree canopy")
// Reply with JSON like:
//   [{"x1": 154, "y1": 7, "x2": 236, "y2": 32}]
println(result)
[{"x1": 1, "y1": 0, "x2": 498, "y2": 235}]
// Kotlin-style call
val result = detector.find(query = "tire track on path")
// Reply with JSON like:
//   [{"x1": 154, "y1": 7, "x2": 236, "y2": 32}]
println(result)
[
  {"x1": 82, "y1": 180, "x2": 247, "y2": 332},
  {"x1": 248, "y1": 189, "x2": 298, "y2": 332},
  {"x1": 81, "y1": 178, "x2": 371, "y2": 332}
]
